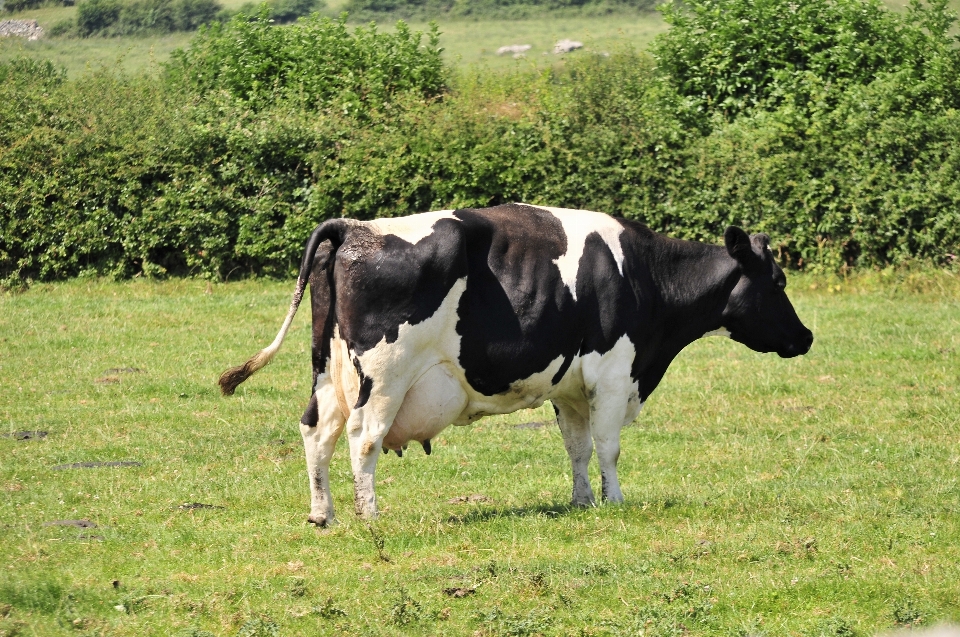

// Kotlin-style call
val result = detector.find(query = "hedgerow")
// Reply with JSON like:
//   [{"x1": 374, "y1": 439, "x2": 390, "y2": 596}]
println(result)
[
  {"x1": 341, "y1": 0, "x2": 656, "y2": 20},
  {"x1": 1, "y1": 0, "x2": 959, "y2": 287}
]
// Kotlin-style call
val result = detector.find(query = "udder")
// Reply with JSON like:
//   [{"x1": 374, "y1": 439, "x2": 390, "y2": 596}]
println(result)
[{"x1": 382, "y1": 364, "x2": 468, "y2": 451}]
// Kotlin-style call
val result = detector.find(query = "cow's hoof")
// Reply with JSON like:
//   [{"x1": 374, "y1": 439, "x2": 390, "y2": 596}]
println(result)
[
  {"x1": 308, "y1": 514, "x2": 335, "y2": 527},
  {"x1": 571, "y1": 498, "x2": 596, "y2": 508}
]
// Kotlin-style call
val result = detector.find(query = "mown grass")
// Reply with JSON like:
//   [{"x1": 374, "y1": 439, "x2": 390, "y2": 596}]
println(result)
[{"x1": 1, "y1": 271, "x2": 959, "y2": 636}]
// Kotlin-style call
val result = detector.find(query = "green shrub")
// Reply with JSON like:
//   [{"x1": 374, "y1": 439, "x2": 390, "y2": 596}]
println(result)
[
  {"x1": 644, "y1": 0, "x2": 960, "y2": 266},
  {"x1": 113, "y1": 0, "x2": 176, "y2": 34},
  {"x1": 1, "y1": 0, "x2": 43, "y2": 12},
  {"x1": 167, "y1": 11, "x2": 445, "y2": 113},
  {"x1": 48, "y1": 17, "x2": 76, "y2": 35},
  {"x1": 76, "y1": 0, "x2": 121, "y2": 35},
  {"x1": 73, "y1": 0, "x2": 220, "y2": 36},
  {"x1": 265, "y1": 0, "x2": 322, "y2": 22},
  {"x1": 652, "y1": 0, "x2": 960, "y2": 120},
  {"x1": 173, "y1": 0, "x2": 220, "y2": 28},
  {"x1": 231, "y1": 0, "x2": 323, "y2": 24}
]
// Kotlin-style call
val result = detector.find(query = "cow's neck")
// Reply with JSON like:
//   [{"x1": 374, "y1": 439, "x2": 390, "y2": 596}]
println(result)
[
  {"x1": 651, "y1": 242, "x2": 737, "y2": 333},
  {"x1": 632, "y1": 239, "x2": 739, "y2": 400}
]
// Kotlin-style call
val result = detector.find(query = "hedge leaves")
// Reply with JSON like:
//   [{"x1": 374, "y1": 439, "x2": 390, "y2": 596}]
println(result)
[{"x1": 2, "y1": 0, "x2": 960, "y2": 286}]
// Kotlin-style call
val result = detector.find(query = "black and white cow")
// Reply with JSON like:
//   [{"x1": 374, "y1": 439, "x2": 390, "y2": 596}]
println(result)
[{"x1": 219, "y1": 204, "x2": 813, "y2": 526}]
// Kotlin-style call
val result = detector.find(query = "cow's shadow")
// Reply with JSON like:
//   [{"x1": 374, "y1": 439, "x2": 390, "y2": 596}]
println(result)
[{"x1": 446, "y1": 501, "x2": 578, "y2": 525}]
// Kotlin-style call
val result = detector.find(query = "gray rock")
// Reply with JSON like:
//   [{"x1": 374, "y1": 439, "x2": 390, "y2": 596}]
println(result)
[
  {"x1": 497, "y1": 44, "x2": 532, "y2": 56},
  {"x1": 553, "y1": 39, "x2": 583, "y2": 54},
  {"x1": 0, "y1": 19, "x2": 44, "y2": 40}
]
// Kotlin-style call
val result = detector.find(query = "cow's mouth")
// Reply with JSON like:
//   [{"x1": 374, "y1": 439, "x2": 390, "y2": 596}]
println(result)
[{"x1": 777, "y1": 331, "x2": 814, "y2": 358}]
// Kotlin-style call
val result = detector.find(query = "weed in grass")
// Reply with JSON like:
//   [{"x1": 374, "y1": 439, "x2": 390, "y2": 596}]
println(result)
[
  {"x1": 893, "y1": 598, "x2": 925, "y2": 626},
  {"x1": 313, "y1": 597, "x2": 347, "y2": 619},
  {"x1": 236, "y1": 616, "x2": 279, "y2": 637},
  {"x1": 813, "y1": 617, "x2": 858, "y2": 637},
  {"x1": 366, "y1": 523, "x2": 391, "y2": 562},
  {"x1": 0, "y1": 619, "x2": 24, "y2": 637},
  {"x1": 527, "y1": 571, "x2": 547, "y2": 591},
  {"x1": 633, "y1": 606, "x2": 686, "y2": 637},
  {"x1": 580, "y1": 561, "x2": 613, "y2": 576},
  {"x1": 390, "y1": 588, "x2": 422, "y2": 626},
  {"x1": 173, "y1": 629, "x2": 216, "y2": 637},
  {"x1": 286, "y1": 577, "x2": 305, "y2": 598},
  {"x1": 492, "y1": 607, "x2": 553, "y2": 637}
]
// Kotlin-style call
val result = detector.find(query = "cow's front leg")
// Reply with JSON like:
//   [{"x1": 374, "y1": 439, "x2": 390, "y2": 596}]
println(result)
[
  {"x1": 299, "y1": 379, "x2": 346, "y2": 527},
  {"x1": 553, "y1": 399, "x2": 596, "y2": 507},
  {"x1": 589, "y1": 386, "x2": 643, "y2": 503}
]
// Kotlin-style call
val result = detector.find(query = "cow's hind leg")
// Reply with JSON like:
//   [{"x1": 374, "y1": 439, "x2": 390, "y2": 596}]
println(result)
[
  {"x1": 299, "y1": 378, "x2": 346, "y2": 527},
  {"x1": 345, "y1": 394, "x2": 406, "y2": 520},
  {"x1": 553, "y1": 399, "x2": 596, "y2": 507}
]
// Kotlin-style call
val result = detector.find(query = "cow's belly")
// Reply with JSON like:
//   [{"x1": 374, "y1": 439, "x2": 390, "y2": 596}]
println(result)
[
  {"x1": 381, "y1": 355, "x2": 577, "y2": 449},
  {"x1": 383, "y1": 363, "x2": 467, "y2": 450},
  {"x1": 458, "y1": 353, "x2": 570, "y2": 420}
]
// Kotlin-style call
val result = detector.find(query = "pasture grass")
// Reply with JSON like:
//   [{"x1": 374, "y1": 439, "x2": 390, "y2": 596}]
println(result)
[
  {"x1": 1, "y1": 270, "x2": 959, "y2": 636},
  {"x1": 0, "y1": 12, "x2": 667, "y2": 76}
]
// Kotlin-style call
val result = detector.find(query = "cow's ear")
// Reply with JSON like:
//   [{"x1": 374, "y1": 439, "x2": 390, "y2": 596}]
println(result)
[
  {"x1": 752, "y1": 233, "x2": 771, "y2": 252},
  {"x1": 725, "y1": 226, "x2": 762, "y2": 270}
]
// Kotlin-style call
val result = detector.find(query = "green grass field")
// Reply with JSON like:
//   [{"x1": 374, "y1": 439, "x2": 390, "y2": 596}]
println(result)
[
  {"x1": 1, "y1": 271, "x2": 958, "y2": 636},
  {"x1": 0, "y1": 11, "x2": 668, "y2": 76}
]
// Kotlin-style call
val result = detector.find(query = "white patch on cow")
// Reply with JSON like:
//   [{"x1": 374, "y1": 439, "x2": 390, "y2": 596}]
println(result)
[
  {"x1": 367, "y1": 210, "x2": 455, "y2": 244},
  {"x1": 578, "y1": 334, "x2": 640, "y2": 503},
  {"x1": 385, "y1": 363, "x2": 467, "y2": 450},
  {"x1": 533, "y1": 206, "x2": 625, "y2": 302},
  {"x1": 702, "y1": 328, "x2": 731, "y2": 338},
  {"x1": 342, "y1": 277, "x2": 469, "y2": 518}
]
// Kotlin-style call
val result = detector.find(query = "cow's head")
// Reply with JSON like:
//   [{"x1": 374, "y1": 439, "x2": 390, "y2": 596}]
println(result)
[{"x1": 721, "y1": 227, "x2": 813, "y2": 358}]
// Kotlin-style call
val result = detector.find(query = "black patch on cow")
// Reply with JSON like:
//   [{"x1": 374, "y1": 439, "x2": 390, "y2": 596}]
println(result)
[
  {"x1": 453, "y1": 205, "x2": 581, "y2": 395},
  {"x1": 356, "y1": 375, "x2": 373, "y2": 409},
  {"x1": 352, "y1": 357, "x2": 373, "y2": 409},
  {"x1": 576, "y1": 231, "x2": 640, "y2": 356},
  {"x1": 551, "y1": 355, "x2": 573, "y2": 385},
  {"x1": 300, "y1": 393, "x2": 319, "y2": 428},
  {"x1": 309, "y1": 241, "x2": 337, "y2": 389},
  {"x1": 335, "y1": 220, "x2": 467, "y2": 357}
]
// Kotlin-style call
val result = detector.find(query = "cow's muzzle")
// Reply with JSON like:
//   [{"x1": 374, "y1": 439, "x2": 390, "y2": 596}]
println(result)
[{"x1": 778, "y1": 329, "x2": 814, "y2": 358}]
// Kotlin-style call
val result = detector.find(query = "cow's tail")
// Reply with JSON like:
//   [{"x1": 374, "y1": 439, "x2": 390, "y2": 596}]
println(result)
[{"x1": 218, "y1": 219, "x2": 352, "y2": 396}]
